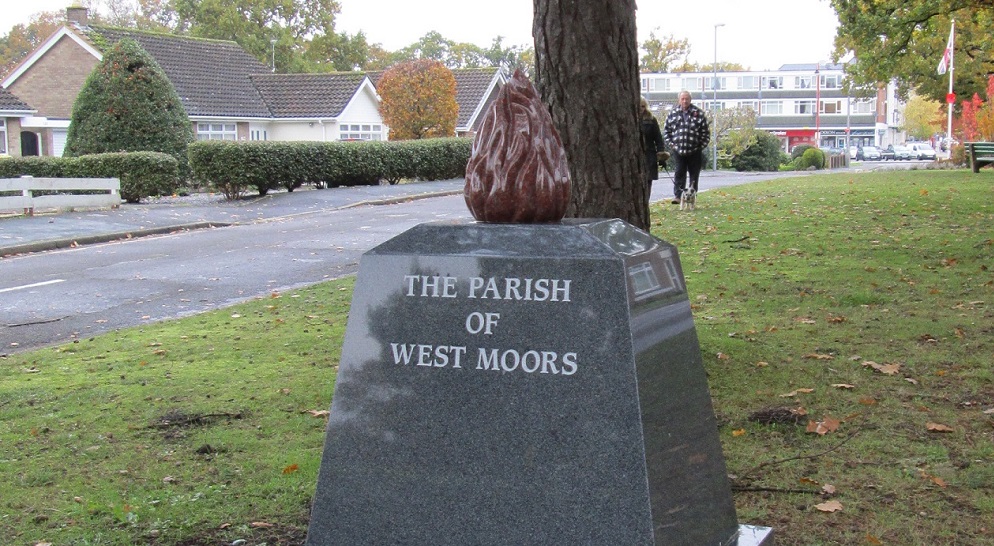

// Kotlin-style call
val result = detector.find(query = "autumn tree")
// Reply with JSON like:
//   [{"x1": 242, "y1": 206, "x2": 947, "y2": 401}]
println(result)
[
  {"x1": 901, "y1": 94, "x2": 943, "y2": 141},
  {"x1": 378, "y1": 59, "x2": 458, "y2": 140},
  {"x1": 639, "y1": 29, "x2": 689, "y2": 73},
  {"x1": 534, "y1": 0, "x2": 646, "y2": 229},
  {"x1": 64, "y1": 38, "x2": 193, "y2": 178},
  {"x1": 831, "y1": 0, "x2": 994, "y2": 103},
  {"x1": 1, "y1": 12, "x2": 62, "y2": 78}
]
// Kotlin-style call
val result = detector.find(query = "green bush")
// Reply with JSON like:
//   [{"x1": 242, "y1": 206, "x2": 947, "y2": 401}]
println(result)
[
  {"x1": 800, "y1": 147, "x2": 826, "y2": 169},
  {"x1": 64, "y1": 38, "x2": 193, "y2": 179},
  {"x1": 732, "y1": 131, "x2": 787, "y2": 172},
  {"x1": 790, "y1": 144, "x2": 814, "y2": 160},
  {"x1": 0, "y1": 153, "x2": 178, "y2": 203},
  {"x1": 188, "y1": 138, "x2": 472, "y2": 199}
]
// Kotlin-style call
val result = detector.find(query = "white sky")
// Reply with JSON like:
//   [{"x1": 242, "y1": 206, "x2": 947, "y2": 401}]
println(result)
[{"x1": 2, "y1": 0, "x2": 841, "y2": 71}]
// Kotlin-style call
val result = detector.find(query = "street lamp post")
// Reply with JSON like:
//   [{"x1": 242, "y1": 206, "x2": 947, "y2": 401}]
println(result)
[{"x1": 713, "y1": 23, "x2": 724, "y2": 171}]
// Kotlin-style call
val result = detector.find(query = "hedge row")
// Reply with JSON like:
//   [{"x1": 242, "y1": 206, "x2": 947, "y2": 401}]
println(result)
[
  {"x1": 188, "y1": 137, "x2": 473, "y2": 199},
  {"x1": 0, "y1": 152, "x2": 179, "y2": 203}
]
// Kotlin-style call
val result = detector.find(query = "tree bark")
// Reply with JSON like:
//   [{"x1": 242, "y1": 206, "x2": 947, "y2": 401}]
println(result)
[{"x1": 533, "y1": 0, "x2": 648, "y2": 230}]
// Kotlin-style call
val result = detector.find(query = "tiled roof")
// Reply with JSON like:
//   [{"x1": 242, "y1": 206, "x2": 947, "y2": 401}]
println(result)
[
  {"x1": 0, "y1": 86, "x2": 34, "y2": 112},
  {"x1": 82, "y1": 25, "x2": 272, "y2": 118},
  {"x1": 451, "y1": 68, "x2": 501, "y2": 129},
  {"x1": 251, "y1": 73, "x2": 368, "y2": 118}
]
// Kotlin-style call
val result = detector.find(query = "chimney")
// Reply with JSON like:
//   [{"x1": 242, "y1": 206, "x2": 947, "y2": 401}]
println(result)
[{"x1": 66, "y1": 6, "x2": 89, "y2": 26}]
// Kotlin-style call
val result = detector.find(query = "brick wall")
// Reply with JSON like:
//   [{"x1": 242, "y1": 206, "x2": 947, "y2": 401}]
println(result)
[{"x1": 7, "y1": 35, "x2": 98, "y2": 120}]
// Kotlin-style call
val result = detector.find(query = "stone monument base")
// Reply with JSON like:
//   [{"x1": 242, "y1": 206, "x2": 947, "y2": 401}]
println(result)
[{"x1": 305, "y1": 219, "x2": 773, "y2": 545}]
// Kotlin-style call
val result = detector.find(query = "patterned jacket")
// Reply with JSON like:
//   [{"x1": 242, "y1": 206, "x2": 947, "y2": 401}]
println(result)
[{"x1": 664, "y1": 104, "x2": 711, "y2": 156}]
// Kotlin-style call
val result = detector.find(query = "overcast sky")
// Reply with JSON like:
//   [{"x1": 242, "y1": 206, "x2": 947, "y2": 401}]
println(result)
[{"x1": 2, "y1": 0, "x2": 842, "y2": 71}]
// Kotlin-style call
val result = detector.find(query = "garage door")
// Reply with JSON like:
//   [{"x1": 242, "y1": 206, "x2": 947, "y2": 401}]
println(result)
[{"x1": 52, "y1": 129, "x2": 68, "y2": 157}]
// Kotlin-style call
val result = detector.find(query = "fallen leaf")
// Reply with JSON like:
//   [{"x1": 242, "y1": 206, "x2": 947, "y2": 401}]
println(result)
[
  {"x1": 984, "y1": 408, "x2": 994, "y2": 415},
  {"x1": 307, "y1": 410, "x2": 330, "y2": 418},
  {"x1": 803, "y1": 353, "x2": 834, "y2": 360},
  {"x1": 926, "y1": 422, "x2": 954, "y2": 433},
  {"x1": 780, "y1": 388, "x2": 815, "y2": 398},
  {"x1": 755, "y1": 361, "x2": 769, "y2": 367},
  {"x1": 827, "y1": 315, "x2": 847, "y2": 323},
  {"x1": 931, "y1": 476, "x2": 947, "y2": 488},
  {"x1": 905, "y1": 377, "x2": 919, "y2": 385},
  {"x1": 822, "y1": 484, "x2": 837, "y2": 494},
  {"x1": 799, "y1": 477, "x2": 819, "y2": 486},
  {"x1": 814, "y1": 500, "x2": 843, "y2": 512},
  {"x1": 831, "y1": 384, "x2": 856, "y2": 389},
  {"x1": 250, "y1": 522, "x2": 274, "y2": 528},
  {"x1": 282, "y1": 464, "x2": 299, "y2": 474},
  {"x1": 862, "y1": 361, "x2": 901, "y2": 375},
  {"x1": 806, "y1": 417, "x2": 841, "y2": 435},
  {"x1": 231, "y1": 313, "x2": 242, "y2": 318},
  {"x1": 732, "y1": 429, "x2": 746, "y2": 437},
  {"x1": 162, "y1": 476, "x2": 178, "y2": 484},
  {"x1": 866, "y1": 534, "x2": 883, "y2": 545},
  {"x1": 716, "y1": 352, "x2": 730, "y2": 360}
]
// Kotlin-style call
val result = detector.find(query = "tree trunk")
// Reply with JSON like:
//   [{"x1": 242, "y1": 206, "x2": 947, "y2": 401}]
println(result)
[{"x1": 533, "y1": 0, "x2": 648, "y2": 230}]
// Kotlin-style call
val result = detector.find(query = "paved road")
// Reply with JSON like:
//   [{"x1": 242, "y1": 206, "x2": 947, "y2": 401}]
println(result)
[{"x1": 0, "y1": 168, "x2": 834, "y2": 354}]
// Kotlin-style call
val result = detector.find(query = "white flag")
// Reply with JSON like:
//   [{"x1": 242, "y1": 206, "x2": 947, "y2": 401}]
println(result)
[{"x1": 937, "y1": 23, "x2": 954, "y2": 75}]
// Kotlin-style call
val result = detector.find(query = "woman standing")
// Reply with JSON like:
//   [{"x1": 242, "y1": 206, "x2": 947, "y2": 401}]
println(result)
[{"x1": 640, "y1": 97, "x2": 666, "y2": 191}]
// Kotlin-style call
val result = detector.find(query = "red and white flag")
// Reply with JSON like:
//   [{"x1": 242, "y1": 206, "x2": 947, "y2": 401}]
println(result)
[{"x1": 937, "y1": 23, "x2": 954, "y2": 75}]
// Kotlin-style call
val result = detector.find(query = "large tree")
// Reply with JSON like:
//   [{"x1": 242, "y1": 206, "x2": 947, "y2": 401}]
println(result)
[
  {"x1": 901, "y1": 94, "x2": 943, "y2": 140},
  {"x1": 378, "y1": 59, "x2": 458, "y2": 140},
  {"x1": 831, "y1": 0, "x2": 994, "y2": 102},
  {"x1": 534, "y1": 0, "x2": 647, "y2": 229}
]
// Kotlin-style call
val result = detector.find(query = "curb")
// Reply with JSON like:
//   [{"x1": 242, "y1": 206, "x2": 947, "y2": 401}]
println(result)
[{"x1": 0, "y1": 221, "x2": 231, "y2": 258}]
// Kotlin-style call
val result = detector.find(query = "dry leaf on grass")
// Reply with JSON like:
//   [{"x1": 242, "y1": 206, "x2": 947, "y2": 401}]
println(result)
[
  {"x1": 806, "y1": 417, "x2": 841, "y2": 435},
  {"x1": 732, "y1": 429, "x2": 747, "y2": 437},
  {"x1": 831, "y1": 383, "x2": 856, "y2": 389},
  {"x1": 250, "y1": 522, "x2": 274, "y2": 528},
  {"x1": 803, "y1": 353, "x2": 834, "y2": 360},
  {"x1": 862, "y1": 361, "x2": 901, "y2": 375},
  {"x1": 926, "y1": 422, "x2": 954, "y2": 432},
  {"x1": 306, "y1": 410, "x2": 330, "y2": 418},
  {"x1": 814, "y1": 500, "x2": 843, "y2": 512},
  {"x1": 780, "y1": 388, "x2": 815, "y2": 398},
  {"x1": 822, "y1": 484, "x2": 837, "y2": 495}
]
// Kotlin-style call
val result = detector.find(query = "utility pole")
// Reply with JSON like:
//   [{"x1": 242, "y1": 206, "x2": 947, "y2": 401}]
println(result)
[{"x1": 712, "y1": 23, "x2": 724, "y2": 171}]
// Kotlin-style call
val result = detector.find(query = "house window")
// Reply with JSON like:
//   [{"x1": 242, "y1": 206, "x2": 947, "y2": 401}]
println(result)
[
  {"x1": 251, "y1": 129, "x2": 267, "y2": 141},
  {"x1": 702, "y1": 101, "x2": 724, "y2": 111},
  {"x1": 820, "y1": 75, "x2": 841, "y2": 89},
  {"x1": 196, "y1": 122, "x2": 237, "y2": 141},
  {"x1": 741, "y1": 100, "x2": 759, "y2": 112},
  {"x1": 892, "y1": 110, "x2": 901, "y2": 125},
  {"x1": 738, "y1": 76, "x2": 760, "y2": 90},
  {"x1": 761, "y1": 101, "x2": 783, "y2": 115},
  {"x1": 820, "y1": 100, "x2": 842, "y2": 114},
  {"x1": 704, "y1": 76, "x2": 726, "y2": 91},
  {"x1": 0, "y1": 119, "x2": 6, "y2": 154},
  {"x1": 795, "y1": 100, "x2": 817, "y2": 114},
  {"x1": 795, "y1": 76, "x2": 813, "y2": 89},
  {"x1": 683, "y1": 77, "x2": 703, "y2": 91},
  {"x1": 340, "y1": 123, "x2": 383, "y2": 141},
  {"x1": 852, "y1": 100, "x2": 874, "y2": 114},
  {"x1": 762, "y1": 76, "x2": 783, "y2": 89}
]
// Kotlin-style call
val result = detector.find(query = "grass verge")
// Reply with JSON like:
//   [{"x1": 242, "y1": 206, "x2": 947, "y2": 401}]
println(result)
[{"x1": 2, "y1": 169, "x2": 993, "y2": 545}]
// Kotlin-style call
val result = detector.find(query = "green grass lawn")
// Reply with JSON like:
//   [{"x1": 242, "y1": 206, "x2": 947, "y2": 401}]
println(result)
[{"x1": 2, "y1": 169, "x2": 993, "y2": 545}]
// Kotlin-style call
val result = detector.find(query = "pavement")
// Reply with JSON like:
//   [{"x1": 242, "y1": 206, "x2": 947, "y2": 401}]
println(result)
[
  {"x1": 0, "y1": 169, "x2": 772, "y2": 258},
  {"x1": 0, "y1": 179, "x2": 467, "y2": 257}
]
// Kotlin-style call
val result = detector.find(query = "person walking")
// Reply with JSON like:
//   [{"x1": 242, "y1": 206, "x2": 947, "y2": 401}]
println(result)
[
  {"x1": 640, "y1": 97, "x2": 666, "y2": 192},
  {"x1": 664, "y1": 90, "x2": 710, "y2": 204}
]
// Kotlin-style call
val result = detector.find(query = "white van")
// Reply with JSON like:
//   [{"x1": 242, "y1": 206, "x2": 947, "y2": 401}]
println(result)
[{"x1": 909, "y1": 143, "x2": 937, "y2": 161}]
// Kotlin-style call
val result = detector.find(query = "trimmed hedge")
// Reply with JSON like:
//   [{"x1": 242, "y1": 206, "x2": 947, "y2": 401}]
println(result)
[
  {"x1": 188, "y1": 138, "x2": 472, "y2": 199},
  {"x1": 0, "y1": 152, "x2": 179, "y2": 203}
]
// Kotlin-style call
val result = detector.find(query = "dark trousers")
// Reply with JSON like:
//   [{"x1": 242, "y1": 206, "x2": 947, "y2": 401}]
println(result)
[{"x1": 673, "y1": 151, "x2": 703, "y2": 198}]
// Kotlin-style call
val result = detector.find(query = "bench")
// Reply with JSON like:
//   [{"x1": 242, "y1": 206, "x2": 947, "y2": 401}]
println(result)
[
  {"x1": 0, "y1": 176, "x2": 121, "y2": 216},
  {"x1": 966, "y1": 142, "x2": 994, "y2": 173}
]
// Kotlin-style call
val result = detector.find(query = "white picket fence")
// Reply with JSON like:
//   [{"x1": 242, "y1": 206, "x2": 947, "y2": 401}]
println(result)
[{"x1": 0, "y1": 176, "x2": 121, "y2": 216}]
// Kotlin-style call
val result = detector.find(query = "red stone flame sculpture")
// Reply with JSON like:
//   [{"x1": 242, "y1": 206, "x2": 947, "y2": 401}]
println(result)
[{"x1": 464, "y1": 70, "x2": 571, "y2": 223}]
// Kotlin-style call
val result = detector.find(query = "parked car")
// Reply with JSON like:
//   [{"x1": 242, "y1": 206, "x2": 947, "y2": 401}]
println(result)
[
  {"x1": 849, "y1": 145, "x2": 858, "y2": 159},
  {"x1": 892, "y1": 144, "x2": 912, "y2": 160},
  {"x1": 880, "y1": 146, "x2": 895, "y2": 161},
  {"x1": 856, "y1": 146, "x2": 881, "y2": 160},
  {"x1": 910, "y1": 143, "x2": 937, "y2": 160}
]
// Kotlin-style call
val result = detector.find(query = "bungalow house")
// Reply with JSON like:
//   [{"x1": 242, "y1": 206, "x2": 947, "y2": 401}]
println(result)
[
  {"x1": 0, "y1": 87, "x2": 36, "y2": 157},
  {"x1": 1, "y1": 7, "x2": 385, "y2": 156}
]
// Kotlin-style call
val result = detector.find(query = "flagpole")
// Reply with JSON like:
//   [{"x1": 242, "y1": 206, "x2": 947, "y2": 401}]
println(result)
[{"x1": 947, "y1": 20, "x2": 954, "y2": 147}]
